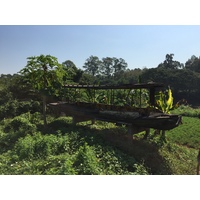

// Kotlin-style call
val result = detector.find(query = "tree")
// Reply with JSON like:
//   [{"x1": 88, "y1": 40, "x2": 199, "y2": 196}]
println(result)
[
  {"x1": 112, "y1": 57, "x2": 128, "y2": 74},
  {"x1": 158, "y1": 54, "x2": 183, "y2": 69},
  {"x1": 185, "y1": 55, "x2": 200, "y2": 73},
  {"x1": 62, "y1": 60, "x2": 83, "y2": 83},
  {"x1": 83, "y1": 56, "x2": 101, "y2": 76},
  {"x1": 19, "y1": 54, "x2": 67, "y2": 126},
  {"x1": 101, "y1": 57, "x2": 114, "y2": 77}
]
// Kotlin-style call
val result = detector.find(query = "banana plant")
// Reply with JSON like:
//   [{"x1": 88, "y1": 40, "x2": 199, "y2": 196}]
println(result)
[{"x1": 155, "y1": 87, "x2": 175, "y2": 114}]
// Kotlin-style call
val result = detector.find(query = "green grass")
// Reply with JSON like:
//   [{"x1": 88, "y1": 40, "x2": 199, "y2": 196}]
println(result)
[
  {"x1": 159, "y1": 142, "x2": 198, "y2": 175},
  {"x1": 166, "y1": 116, "x2": 200, "y2": 149},
  {"x1": 0, "y1": 115, "x2": 149, "y2": 175},
  {"x1": 0, "y1": 111, "x2": 199, "y2": 175},
  {"x1": 172, "y1": 105, "x2": 200, "y2": 118}
]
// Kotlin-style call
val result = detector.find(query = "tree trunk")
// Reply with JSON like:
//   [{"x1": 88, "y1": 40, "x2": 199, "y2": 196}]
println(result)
[{"x1": 42, "y1": 94, "x2": 47, "y2": 127}]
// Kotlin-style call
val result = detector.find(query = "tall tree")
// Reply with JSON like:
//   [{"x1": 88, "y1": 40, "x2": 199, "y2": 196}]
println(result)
[
  {"x1": 158, "y1": 54, "x2": 183, "y2": 69},
  {"x1": 185, "y1": 55, "x2": 200, "y2": 73},
  {"x1": 101, "y1": 57, "x2": 114, "y2": 77},
  {"x1": 19, "y1": 54, "x2": 67, "y2": 126},
  {"x1": 62, "y1": 60, "x2": 83, "y2": 83},
  {"x1": 112, "y1": 57, "x2": 128, "y2": 74},
  {"x1": 83, "y1": 56, "x2": 101, "y2": 76}
]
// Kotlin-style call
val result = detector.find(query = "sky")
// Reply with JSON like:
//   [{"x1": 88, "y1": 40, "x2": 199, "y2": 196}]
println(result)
[{"x1": 0, "y1": 25, "x2": 200, "y2": 75}]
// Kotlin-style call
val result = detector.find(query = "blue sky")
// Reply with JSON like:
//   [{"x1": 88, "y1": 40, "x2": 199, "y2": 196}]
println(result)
[{"x1": 0, "y1": 25, "x2": 200, "y2": 74}]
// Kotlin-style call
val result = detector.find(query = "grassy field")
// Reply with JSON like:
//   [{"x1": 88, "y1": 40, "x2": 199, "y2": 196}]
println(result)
[
  {"x1": 166, "y1": 116, "x2": 200, "y2": 149},
  {"x1": 0, "y1": 106, "x2": 199, "y2": 175}
]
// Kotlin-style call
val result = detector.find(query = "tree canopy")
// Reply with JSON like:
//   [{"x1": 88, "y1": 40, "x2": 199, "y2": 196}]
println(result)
[
  {"x1": 1, "y1": 53, "x2": 200, "y2": 106},
  {"x1": 19, "y1": 54, "x2": 68, "y2": 126}
]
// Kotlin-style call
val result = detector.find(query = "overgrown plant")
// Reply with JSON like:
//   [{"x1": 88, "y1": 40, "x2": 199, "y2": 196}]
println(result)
[
  {"x1": 19, "y1": 55, "x2": 68, "y2": 126},
  {"x1": 155, "y1": 87, "x2": 176, "y2": 113}
]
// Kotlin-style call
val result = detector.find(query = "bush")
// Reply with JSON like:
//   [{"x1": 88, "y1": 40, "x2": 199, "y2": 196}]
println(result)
[
  {"x1": 1, "y1": 116, "x2": 37, "y2": 148},
  {"x1": 17, "y1": 100, "x2": 42, "y2": 116},
  {"x1": 0, "y1": 99, "x2": 19, "y2": 120},
  {"x1": 4, "y1": 116, "x2": 37, "y2": 135},
  {"x1": 73, "y1": 142, "x2": 101, "y2": 175},
  {"x1": 14, "y1": 133, "x2": 70, "y2": 160},
  {"x1": 19, "y1": 112, "x2": 42, "y2": 125},
  {"x1": 0, "y1": 99, "x2": 42, "y2": 120},
  {"x1": 172, "y1": 105, "x2": 200, "y2": 118},
  {"x1": 49, "y1": 117, "x2": 72, "y2": 130}
]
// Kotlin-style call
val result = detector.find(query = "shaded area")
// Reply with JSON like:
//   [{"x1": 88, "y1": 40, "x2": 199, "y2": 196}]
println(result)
[
  {"x1": 98, "y1": 129, "x2": 173, "y2": 175},
  {"x1": 49, "y1": 120, "x2": 173, "y2": 175}
]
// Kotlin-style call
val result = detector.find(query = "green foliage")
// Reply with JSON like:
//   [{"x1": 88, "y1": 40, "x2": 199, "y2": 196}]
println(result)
[
  {"x1": 158, "y1": 53, "x2": 183, "y2": 70},
  {"x1": 172, "y1": 105, "x2": 200, "y2": 118},
  {"x1": 0, "y1": 113, "x2": 199, "y2": 174},
  {"x1": 0, "y1": 108, "x2": 197, "y2": 175},
  {"x1": 0, "y1": 116, "x2": 37, "y2": 151},
  {"x1": 0, "y1": 99, "x2": 41, "y2": 120},
  {"x1": 159, "y1": 142, "x2": 197, "y2": 175},
  {"x1": 48, "y1": 117, "x2": 72, "y2": 130},
  {"x1": 83, "y1": 55, "x2": 101, "y2": 76},
  {"x1": 18, "y1": 54, "x2": 72, "y2": 102},
  {"x1": 73, "y1": 142, "x2": 101, "y2": 175},
  {"x1": 155, "y1": 88, "x2": 175, "y2": 113},
  {"x1": 0, "y1": 99, "x2": 19, "y2": 119},
  {"x1": 0, "y1": 152, "x2": 76, "y2": 175},
  {"x1": 4, "y1": 116, "x2": 37, "y2": 134},
  {"x1": 19, "y1": 54, "x2": 69, "y2": 126},
  {"x1": 14, "y1": 132, "x2": 70, "y2": 160},
  {"x1": 166, "y1": 116, "x2": 200, "y2": 149},
  {"x1": 185, "y1": 55, "x2": 200, "y2": 73}
]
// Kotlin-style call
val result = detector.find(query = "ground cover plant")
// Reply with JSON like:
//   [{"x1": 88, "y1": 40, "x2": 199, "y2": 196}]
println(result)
[
  {"x1": 172, "y1": 105, "x2": 200, "y2": 118},
  {"x1": 0, "y1": 114, "x2": 149, "y2": 175},
  {"x1": 166, "y1": 116, "x2": 200, "y2": 149},
  {"x1": 0, "y1": 108, "x2": 199, "y2": 175}
]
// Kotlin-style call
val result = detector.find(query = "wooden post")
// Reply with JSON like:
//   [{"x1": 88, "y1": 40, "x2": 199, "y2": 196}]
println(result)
[{"x1": 149, "y1": 87, "x2": 155, "y2": 107}]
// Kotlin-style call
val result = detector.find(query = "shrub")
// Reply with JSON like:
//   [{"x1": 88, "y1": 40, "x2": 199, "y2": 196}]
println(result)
[
  {"x1": 17, "y1": 100, "x2": 42, "y2": 115},
  {"x1": 49, "y1": 117, "x2": 72, "y2": 130},
  {"x1": 172, "y1": 105, "x2": 200, "y2": 118},
  {"x1": 0, "y1": 99, "x2": 42, "y2": 120},
  {"x1": 73, "y1": 142, "x2": 101, "y2": 175},
  {"x1": 14, "y1": 133, "x2": 70, "y2": 160},
  {"x1": 19, "y1": 112, "x2": 42, "y2": 125},
  {"x1": 4, "y1": 116, "x2": 37, "y2": 135},
  {"x1": 1, "y1": 116, "x2": 37, "y2": 148},
  {"x1": 59, "y1": 158, "x2": 77, "y2": 175},
  {"x1": 0, "y1": 99, "x2": 19, "y2": 120}
]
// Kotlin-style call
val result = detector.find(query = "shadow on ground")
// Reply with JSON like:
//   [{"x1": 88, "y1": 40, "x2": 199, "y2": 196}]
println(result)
[
  {"x1": 55, "y1": 122, "x2": 174, "y2": 175},
  {"x1": 98, "y1": 129, "x2": 173, "y2": 175}
]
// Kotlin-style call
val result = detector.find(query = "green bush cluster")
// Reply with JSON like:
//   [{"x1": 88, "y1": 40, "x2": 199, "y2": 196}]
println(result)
[
  {"x1": 166, "y1": 116, "x2": 200, "y2": 149},
  {"x1": 0, "y1": 100, "x2": 41, "y2": 120},
  {"x1": 14, "y1": 133, "x2": 70, "y2": 160},
  {"x1": 73, "y1": 143, "x2": 101, "y2": 175},
  {"x1": 49, "y1": 116, "x2": 72, "y2": 130},
  {"x1": 0, "y1": 116, "x2": 37, "y2": 150},
  {"x1": 0, "y1": 109, "x2": 198, "y2": 175},
  {"x1": 0, "y1": 112, "x2": 149, "y2": 175},
  {"x1": 172, "y1": 105, "x2": 200, "y2": 118}
]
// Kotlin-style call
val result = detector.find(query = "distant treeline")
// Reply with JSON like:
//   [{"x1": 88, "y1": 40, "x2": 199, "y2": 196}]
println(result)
[{"x1": 1, "y1": 53, "x2": 200, "y2": 106}]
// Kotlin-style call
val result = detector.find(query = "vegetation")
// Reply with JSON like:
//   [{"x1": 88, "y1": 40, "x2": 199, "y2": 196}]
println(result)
[
  {"x1": 19, "y1": 55, "x2": 67, "y2": 126},
  {"x1": 155, "y1": 87, "x2": 174, "y2": 113},
  {"x1": 0, "y1": 53, "x2": 200, "y2": 175},
  {"x1": 0, "y1": 111, "x2": 199, "y2": 175}
]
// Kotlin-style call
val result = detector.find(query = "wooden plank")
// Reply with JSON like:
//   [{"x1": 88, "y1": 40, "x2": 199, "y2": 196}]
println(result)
[{"x1": 63, "y1": 82, "x2": 164, "y2": 90}]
